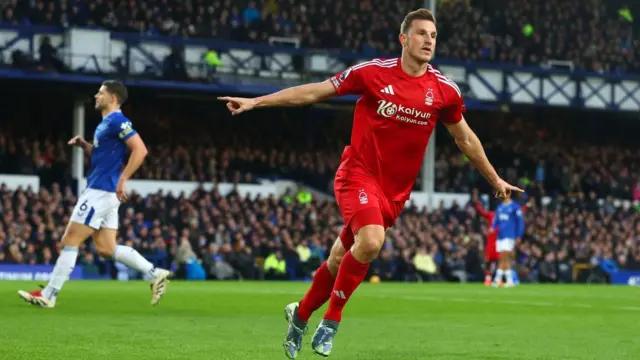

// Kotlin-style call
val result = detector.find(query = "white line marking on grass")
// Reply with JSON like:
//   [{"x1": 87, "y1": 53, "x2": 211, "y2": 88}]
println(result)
[
  {"x1": 206, "y1": 287, "x2": 640, "y2": 312},
  {"x1": 379, "y1": 294, "x2": 640, "y2": 312}
]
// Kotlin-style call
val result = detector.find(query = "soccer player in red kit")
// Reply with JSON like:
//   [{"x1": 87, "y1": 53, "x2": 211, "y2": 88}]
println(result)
[
  {"x1": 475, "y1": 196, "x2": 529, "y2": 286},
  {"x1": 474, "y1": 199, "x2": 499, "y2": 286},
  {"x1": 218, "y1": 9, "x2": 522, "y2": 359}
]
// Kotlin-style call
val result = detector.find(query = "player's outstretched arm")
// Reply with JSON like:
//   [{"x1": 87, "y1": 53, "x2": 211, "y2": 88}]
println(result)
[
  {"x1": 444, "y1": 117, "x2": 523, "y2": 198},
  {"x1": 218, "y1": 80, "x2": 337, "y2": 116},
  {"x1": 68, "y1": 135, "x2": 93, "y2": 156},
  {"x1": 474, "y1": 201, "x2": 492, "y2": 221}
]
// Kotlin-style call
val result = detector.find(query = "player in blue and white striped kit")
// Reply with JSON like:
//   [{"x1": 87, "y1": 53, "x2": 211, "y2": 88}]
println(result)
[
  {"x1": 491, "y1": 192, "x2": 524, "y2": 287},
  {"x1": 18, "y1": 81, "x2": 171, "y2": 308}
]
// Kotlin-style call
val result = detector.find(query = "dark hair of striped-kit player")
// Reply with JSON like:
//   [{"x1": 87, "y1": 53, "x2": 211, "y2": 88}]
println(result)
[
  {"x1": 400, "y1": 8, "x2": 436, "y2": 34},
  {"x1": 102, "y1": 80, "x2": 128, "y2": 105}
]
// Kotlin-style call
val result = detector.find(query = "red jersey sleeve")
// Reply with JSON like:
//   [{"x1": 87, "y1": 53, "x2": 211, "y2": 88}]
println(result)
[
  {"x1": 329, "y1": 63, "x2": 369, "y2": 96},
  {"x1": 474, "y1": 201, "x2": 492, "y2": 221},
  {"x1": 438, "y1": 78, "x2": 466, "y2": 124}
]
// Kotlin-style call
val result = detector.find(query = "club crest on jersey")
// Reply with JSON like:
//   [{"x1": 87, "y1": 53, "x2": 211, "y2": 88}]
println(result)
[
  {"x1": 358, "y1": 189, "x2": 368, "y2": 204},
  {"x1": 425, "y1": 88, "x2": 434, "y2": 106}
]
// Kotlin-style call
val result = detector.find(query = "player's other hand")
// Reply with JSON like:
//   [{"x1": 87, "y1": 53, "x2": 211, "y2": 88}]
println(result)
[
  {"x1": 492, "y1": 178, "x2": 524, "y2": 199},
  {"x1": 68, "y1": 135, "x2": 87, "y2": 147},
  {"x1": 217, "y1": 96, "x2": 257, "y2": 116},
  {"x1": 116, "y1": 177, "x2": 128, "y2": 202}
]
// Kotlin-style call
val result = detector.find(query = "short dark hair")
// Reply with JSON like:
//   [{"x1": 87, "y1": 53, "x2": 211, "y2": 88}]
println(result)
[
  {"x1": 102, "y1": 80, "x2": 128, "y2": 105},
  {"x1": 400, "y1": 8, "x2": 436, "y2": 34}
]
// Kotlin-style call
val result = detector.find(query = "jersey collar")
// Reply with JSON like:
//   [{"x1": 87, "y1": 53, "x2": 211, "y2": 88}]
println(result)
[
  {"x1": 396, "y1": 57, "x2": 431, "y2": 80},
  {"x1": 102, "y1": 109, "x2": 122, "y2": 120}
]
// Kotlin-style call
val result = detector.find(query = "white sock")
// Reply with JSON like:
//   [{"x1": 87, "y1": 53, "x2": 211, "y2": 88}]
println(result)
[
  {"x1": 505, "y1": 269, "x2": 514, "y2": 284},
  {"x1": 114, "y1": 245, "x2": 157, "y2": 278},
  {"x1": 43, "y1": 245, "x2": 78, "y2": 300},
  {"x1": 494, "y1": 269, "x2": 504, "y2": 283}
]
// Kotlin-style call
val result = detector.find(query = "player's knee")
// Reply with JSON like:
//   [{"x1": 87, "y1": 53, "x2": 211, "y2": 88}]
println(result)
[
  {"x1": 353, "y1": 225, "x2": 385, "y2": 263},
  {"x1": 327, "y1": 237, "x2": 347, "y2": 276},
  {"x1": 61, "y1": 223, "x2": 93, "y2": 247},
  {"x1": 327, "y1": 253, "x2": 342, "y2": 275},
  {"x1": 93, "y1": 229, "x2": 117, "y2": 258},
  {"x1": 94, "y1": 242, "x2": 115, "y2": 258}
]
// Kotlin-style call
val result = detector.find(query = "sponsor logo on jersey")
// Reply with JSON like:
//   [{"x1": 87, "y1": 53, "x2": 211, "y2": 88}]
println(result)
[{"x1": 376, "y1": 100, "x2": 431, "y2": 125}]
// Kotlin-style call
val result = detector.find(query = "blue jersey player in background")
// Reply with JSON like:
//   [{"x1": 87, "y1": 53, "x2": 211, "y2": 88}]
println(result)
[
  {"x1": 18, "y1": 80, "x2": 171, "y2": 308},
  {"x1": 491, "y1": 192, "x2": 524, "y2": 287}
]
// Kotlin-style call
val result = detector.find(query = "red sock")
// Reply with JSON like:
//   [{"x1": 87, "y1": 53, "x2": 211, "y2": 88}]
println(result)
[
  {"x1": 323, "y1": 251, "x2": 369, "y2": 323},
  {"x1": 485, "y1": 261, "x2": 493, "y2": 276},
  {"x1": 297, "y1": 262, "x2": 336, "y2": 322}
]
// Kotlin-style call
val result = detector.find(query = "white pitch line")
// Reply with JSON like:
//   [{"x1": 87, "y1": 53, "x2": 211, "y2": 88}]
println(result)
[
  {"x1": 376, "y1": 294, "x2": 640, "y2": 312},
  {"x1": 202, "y1": 287, "x2": 640, "y2": 312}
]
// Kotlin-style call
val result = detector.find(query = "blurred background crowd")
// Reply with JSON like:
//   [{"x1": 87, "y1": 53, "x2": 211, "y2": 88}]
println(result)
[
  {"x1": 0, "y1": 0, "x2": 639, "y2": 284},
  {"x1": 0, "y1": 0, "x2": 638, "y2": 73},
  {"x1": 1, "y1": 175, "x2": 639, "y2": 284},
  {"x1": 1, "y1": 93, "x2": 639, "y2": 284}
]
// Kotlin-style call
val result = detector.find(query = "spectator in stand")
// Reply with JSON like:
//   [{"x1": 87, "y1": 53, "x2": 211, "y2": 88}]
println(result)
[
  {"x1": 537, "y1": 252, "x2": 558, "y2": 283},
  {"x1": 413, "y1": 245, "x2": 439, "y2": 281},
  {"x1": 264, "y1": 250, "x2": 287, "y2": 280}
]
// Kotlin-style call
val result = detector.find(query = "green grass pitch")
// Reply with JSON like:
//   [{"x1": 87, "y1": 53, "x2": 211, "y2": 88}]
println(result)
[{"x1": 1, "y1": 281, "x2": 638, "y2": 360}]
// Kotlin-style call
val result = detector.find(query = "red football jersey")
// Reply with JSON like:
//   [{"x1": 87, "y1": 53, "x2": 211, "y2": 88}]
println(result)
[
  {"x1": 329, "y1": 58, "x2": 466, "y2": 201},
  {"x1": 475, "y1": 201, "x2": 496, "y2": 225}
]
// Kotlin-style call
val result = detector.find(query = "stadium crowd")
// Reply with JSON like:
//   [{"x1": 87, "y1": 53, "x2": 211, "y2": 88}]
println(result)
[
  {"x1": 0, "y1": 0, "x2": 639, "y2": 283},
  {"x1": 3, "y1": 97, "x2": 640, "y2": 202},
  {"x1": 0, "y1": 179, "x2": 639, "y2": 284},
  {"x1": 1, "y1": 100, "x2": 640, "y2": 283},
  {"x1": 0, "y1": 0, "x2": 638, "y2": 74}
]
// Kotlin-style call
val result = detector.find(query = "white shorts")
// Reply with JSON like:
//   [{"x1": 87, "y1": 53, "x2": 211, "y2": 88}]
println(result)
[
  {"x1": 70, "y1": 188, "x2": 120, "y2": 230},
  {"x1": 496, "y1": 238, "x2": 515, "y2": 252}
]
